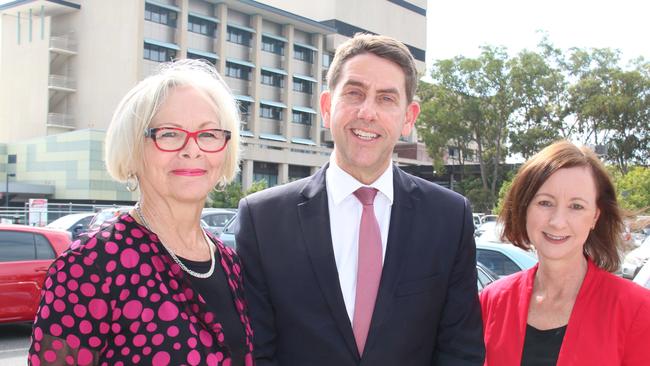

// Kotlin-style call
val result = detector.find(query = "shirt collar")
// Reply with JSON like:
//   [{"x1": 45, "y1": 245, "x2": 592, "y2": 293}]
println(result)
[{"x1": 326, "y1": 154, "x2": 394, "y2": 206}]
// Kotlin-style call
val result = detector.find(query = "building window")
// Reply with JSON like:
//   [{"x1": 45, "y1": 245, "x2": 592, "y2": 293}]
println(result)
[
  {"x1": 225, "y1": 62, "x2": 251, "y2": 80},
  {"x1": 144, "y1": 3, "x2": 177, "y2": 28},
  {"x1": 227, "y1": 26, "x2": 251, "y2": 46},
  {"x1": 293, "y1": 78, "x2": 313, "y2": 94},
  {"x1": 253, "y1": 162, "x2": 278, "y2": 187},
  {"x1": 260, "y1": 105, "x2": 282, "y2": 120},
  {"x1": 289, "y1": 165, "x2": 311, "y2": 181},
  {"x1": 238, "y1": 101, "x2": 251, "y2": 121},
  {"x1": 448, "y1": 147, "x2": 460, "y2": 159},
  {"x1": 292, "y1": 111, "x2": 312, "y2": 125},
  {"x1": 294, "y1": 45, "x2": 313, "y2": 63},
  {"x1": 188, "y1": 15, "x2": 216, "y2": 37},
  {"x1": 144, "y1": 43, "x2": 177, "y2": 62},
  {"x1": 261, "y1": 71, "x2": 284, "y2": 88},
  {"x1": 261, "y1": 36, "x2": 284, "y2": 55},
  {"x1": 7, "y1": 155, "x2": 16, "y2": 164},
  {"x1": 322, "y1": 52, "x2": 334, "y2": 68},
  {"x1": 187, "y1": 52, "x2": 216, "y2": 65}
]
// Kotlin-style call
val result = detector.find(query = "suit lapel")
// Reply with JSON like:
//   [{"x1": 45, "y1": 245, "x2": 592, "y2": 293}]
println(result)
[
  {"x1": 297, "y1": 164, "x2": 359, "y2": 358},
  {"x1": 364, "y1": 166, "x2": 417, "y2": 353}
]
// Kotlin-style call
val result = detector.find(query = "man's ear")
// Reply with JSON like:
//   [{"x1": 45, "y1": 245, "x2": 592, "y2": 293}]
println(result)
[
  {"x1": 401, "y1": 101, "x2": 420, "y2": 137},
  {"x1": 320, "y1": 90, "x2": 332, "y2": 129}
]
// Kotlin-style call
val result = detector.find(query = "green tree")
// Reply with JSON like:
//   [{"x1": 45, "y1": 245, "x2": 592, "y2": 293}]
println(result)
[
  {"x1": 507, "y1": 37, "x2": 569, "y2": 158},
  {"x1": 569, "y1": 49, "x2": 650, "y2": 173},
  {"x1": 493, "y1": 172, "x2": 515, "y2": 215},
  {"x1": 208, "y1": 179, "x2": 269, "y2": 208},
  {"x1": 209, "y1": 182, "x2": 244, "y2": 208},
  {"x1": 418, "y1": 46, "x2": 514, "y2": 209},
  {"x1": 615, "y1": 166, "x2": 650, "y2": 210},
  {"x1": 245, "y1": 179, "x2": 268, "y2": 196}
]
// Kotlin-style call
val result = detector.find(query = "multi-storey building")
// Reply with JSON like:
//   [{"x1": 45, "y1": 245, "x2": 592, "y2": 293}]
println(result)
[{"x1": 0, "y1": 0, "x2": 427, "y2": 204}]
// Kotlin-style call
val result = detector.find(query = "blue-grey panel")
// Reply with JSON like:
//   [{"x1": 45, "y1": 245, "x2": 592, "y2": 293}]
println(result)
[
  {"x1": 386, "y1": 0, "x2": 426, "y2": 16},
  {"x1": 319, "y1": 19, "x2": 425, "y2": 62}
]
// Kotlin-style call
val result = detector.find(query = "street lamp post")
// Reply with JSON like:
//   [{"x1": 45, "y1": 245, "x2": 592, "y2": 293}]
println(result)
[{"x1": 5, "y1": 173, "x2": 15, "y2": 207}]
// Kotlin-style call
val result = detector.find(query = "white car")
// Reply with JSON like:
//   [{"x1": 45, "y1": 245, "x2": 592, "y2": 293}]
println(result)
[
  {"x1": 201, "y1": 208, "x2": 236, "y2": 236},
  {"x1": 46, "y1": 212, "x2": 94, "y2": 239},
  {"x1": 475, "y1": 221, "x2": 504, "y2": 242},
  {"x1": 622, "y1": 236, "x2": 650, "y2": 279},
  {"x1": 633, "y1": 260, "x2": 650, "y2": 289}
]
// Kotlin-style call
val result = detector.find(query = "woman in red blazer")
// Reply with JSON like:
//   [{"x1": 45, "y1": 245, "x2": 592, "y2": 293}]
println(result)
[{"x1": 480, "y1": 140, "x2": 650, "y2": 366}]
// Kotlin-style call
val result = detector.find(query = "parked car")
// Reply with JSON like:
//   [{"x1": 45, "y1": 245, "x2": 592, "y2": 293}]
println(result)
[
  {"x1": 475, "y1": 241, "x2": 538, "y2": 278},
  {"x1": 46, "y1": 212, "x2": 94, "y2": 240},
  {"x1": 480, "y1": 214, "x2": 498, "y2": 225},
  {"x1": 475, "y1": 221, "x2": 503, "y2": 241},
  {"x1": 201, "y1": 208, "x2": 236, "y2": 236},
  {"x1": 476, "y1": 262, "x2": 499, "y2": 292},
  {"x1": 88, "y1": 206, "x2": 134, "y2": 231},
  {"x1": 0, "y1": 224, "x2": 71, "y2": 323},
  {"x1": 633, "y1": 259, "x2": 650, "y2": 289},
  {"x1": 218, "y1": 213, "x2": 239, "y2": 249},
  {"x1": 621, "y1": 236, "x2": 650, "y2": 279},
  {"x1": 472, "y1": 213, "x2": 483, "y2": 229}
]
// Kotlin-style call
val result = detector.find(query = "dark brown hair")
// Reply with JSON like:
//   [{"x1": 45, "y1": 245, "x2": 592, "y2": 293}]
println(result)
[
  {"x1": 326, "y1": 33, "x2": 418, "y2": 103},
  {"x1": 500, "y1": 140, "x2": 622, "y2": 272}
]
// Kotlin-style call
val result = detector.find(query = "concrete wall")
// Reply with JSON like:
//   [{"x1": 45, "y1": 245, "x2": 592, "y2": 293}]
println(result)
[
  {"x1": 72, "y1": 0, "x2": 143, "y2": 131},
  {"x1": 0, "y1": 13, "x2": 50, "y2": 142}
]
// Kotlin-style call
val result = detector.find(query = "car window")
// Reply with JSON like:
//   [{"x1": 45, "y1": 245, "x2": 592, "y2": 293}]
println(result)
[
  {"x1": 203, "y1": 213, "x2": 233, "y2": 227},
  {"x1": 222, "y1": 214, "x2": 239, "y2": 234},
  {"x1": 476, "y1": 249, "x2": 520, "y2": 277},
  {"x1": 477, "y1": 266, "x2": 493, "y2": 291},
  {"x1": 34, "y1": 234, "x2": 56, "y2": 260},
  {"x1": 0, "y1": 231, "x2": 35, "y2": 262},
  {"x1": 77, "y1": 215, "x2": 93, "y2": 228}
]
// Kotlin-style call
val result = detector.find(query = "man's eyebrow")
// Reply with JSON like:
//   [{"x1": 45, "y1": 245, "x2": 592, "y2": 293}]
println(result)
[
  {"x1": 341, "y1": 79, "x2": 367, "y2": 89},
  {"x1": 342, "y1": 80, "x2": 400, "y2": 95}
]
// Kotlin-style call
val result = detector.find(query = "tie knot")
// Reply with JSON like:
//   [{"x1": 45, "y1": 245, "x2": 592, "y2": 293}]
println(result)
[{"x1": 354, "y1": 187, "x2": 378, "y2": 206}]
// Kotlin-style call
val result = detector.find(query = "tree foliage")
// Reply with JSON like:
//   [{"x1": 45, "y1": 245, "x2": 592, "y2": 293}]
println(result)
[
  {"x1": 419, "y1": 35, "x2": 650, "y2": 212},
  {"x1": 418, "y1": 46, "x2": 514, "y2": 208},
  {"x1": 208, "y1": 180, "x2": 268, "y2": 208},
  {"x1": 614, "y1": 166, "x2": 650, "y2": 211}
]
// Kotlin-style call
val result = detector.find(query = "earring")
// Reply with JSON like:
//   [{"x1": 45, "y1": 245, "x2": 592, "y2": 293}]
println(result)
[
  {"x1": 125, "y1": 173, "x2": 139, "y2": 192},
  {"x1": 214, "y1": 179, "x2": 226, "y2": 192}
]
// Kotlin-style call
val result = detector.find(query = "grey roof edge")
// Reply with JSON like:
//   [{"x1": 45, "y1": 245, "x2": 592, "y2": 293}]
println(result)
[
  {"x1": 0, "y1": 0, "x2": 81, "y2": 12},
  {"x1": 236, "y1": 0, "x2": 336, "y2": 34}
]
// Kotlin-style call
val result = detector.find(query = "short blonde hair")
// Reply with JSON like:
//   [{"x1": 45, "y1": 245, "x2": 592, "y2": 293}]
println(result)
[{"x1": 105, "y1": 59, "x2": 240, "y2": 187}]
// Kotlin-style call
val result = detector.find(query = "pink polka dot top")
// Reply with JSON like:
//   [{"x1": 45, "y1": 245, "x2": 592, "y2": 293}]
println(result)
[{"x1": 28, "y1": 213, "x2": 254, "y2": 366}]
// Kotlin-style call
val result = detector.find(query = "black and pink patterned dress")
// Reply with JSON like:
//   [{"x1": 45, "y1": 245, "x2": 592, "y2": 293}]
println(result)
[{"x1": 28, "y1": 213, "x2": 254, "y2": 366}]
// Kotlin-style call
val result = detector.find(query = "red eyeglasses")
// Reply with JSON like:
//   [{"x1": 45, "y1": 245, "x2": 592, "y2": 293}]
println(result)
[{"x1": 144, "y1": 127, "x2": 231, "y2": 152}]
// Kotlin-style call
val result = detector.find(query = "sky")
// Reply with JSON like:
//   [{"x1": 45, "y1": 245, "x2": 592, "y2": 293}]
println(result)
[{"x1": 426, "y1": 0, "x2": 650, "y2": 75}]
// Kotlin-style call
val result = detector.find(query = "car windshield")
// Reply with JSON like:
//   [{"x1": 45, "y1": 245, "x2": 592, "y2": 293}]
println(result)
[
  {"x1": 222, "y1": 214, "x2": 239, "y2": 234},
  {"x1": 47, "y1": 213, "x2": 91, "y2": 229}
]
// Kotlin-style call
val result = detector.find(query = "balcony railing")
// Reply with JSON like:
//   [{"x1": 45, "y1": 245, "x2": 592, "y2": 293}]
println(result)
[
  {"x1": 48, "y1": 75, "x2": 76, "y2": 90},
  {"x1": 50, "y1": 36, "x2": 78, "y2": 52},
  {"x1": 47, "y1": 113, "x2": 75, "y2": 128}
]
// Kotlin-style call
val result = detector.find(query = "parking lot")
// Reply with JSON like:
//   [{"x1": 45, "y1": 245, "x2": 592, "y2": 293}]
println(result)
[{"x1": 0, "y1": 323, "x2": 30, "y2": 366}]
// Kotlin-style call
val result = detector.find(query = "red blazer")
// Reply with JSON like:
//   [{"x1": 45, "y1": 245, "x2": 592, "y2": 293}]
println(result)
[{"x1": 480, "y1": 259, "x2": 650, "y2": 366}]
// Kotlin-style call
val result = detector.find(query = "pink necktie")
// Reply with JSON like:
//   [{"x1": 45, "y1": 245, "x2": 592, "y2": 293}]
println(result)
[{"x1": 352, "y1": 187, "x2": 382, "y2": 356}]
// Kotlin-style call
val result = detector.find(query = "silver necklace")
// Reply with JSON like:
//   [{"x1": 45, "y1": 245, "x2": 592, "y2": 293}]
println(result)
[{"x1": 134, "y1": 202, "x2": 215, "y2": 279}]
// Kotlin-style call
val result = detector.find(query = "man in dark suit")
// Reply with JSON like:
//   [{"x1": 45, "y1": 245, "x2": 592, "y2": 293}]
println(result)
[{"x1": 236, "y1": 34, "x2": 485, "y2": 365}]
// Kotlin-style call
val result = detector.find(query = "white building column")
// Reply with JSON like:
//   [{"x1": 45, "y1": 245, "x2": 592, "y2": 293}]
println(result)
[{"x1": 241, "y1": 159, "x2": 254, "y2": 191}]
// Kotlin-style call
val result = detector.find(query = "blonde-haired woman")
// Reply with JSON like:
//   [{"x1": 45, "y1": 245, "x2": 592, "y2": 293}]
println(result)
[{"x1": 29, "y1": 59, "x2": 253, "y2": 366}]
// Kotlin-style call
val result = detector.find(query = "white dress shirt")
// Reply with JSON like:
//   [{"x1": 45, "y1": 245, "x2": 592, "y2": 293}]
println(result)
[{"x1": 326, "y1": 156, "x2": 393, "y2": 323}]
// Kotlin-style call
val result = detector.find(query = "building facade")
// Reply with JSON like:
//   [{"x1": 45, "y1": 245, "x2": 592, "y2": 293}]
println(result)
[{"x1": 0, "y1": 0, "x2": 428, "y2": 204}]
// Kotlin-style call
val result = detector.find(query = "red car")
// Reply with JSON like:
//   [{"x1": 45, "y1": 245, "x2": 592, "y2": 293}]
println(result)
[{"x1": 0, "y1": 224, "x2": 71, "y2": 323}]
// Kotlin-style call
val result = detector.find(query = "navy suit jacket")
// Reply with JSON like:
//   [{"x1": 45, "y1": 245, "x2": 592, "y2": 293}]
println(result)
[{"x1": 236, "y1": 165, "x2": 485, "y2": 365}]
